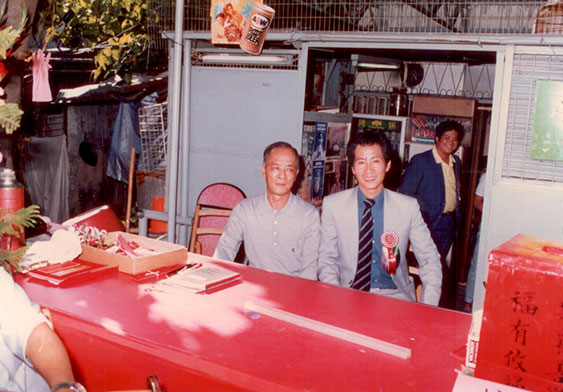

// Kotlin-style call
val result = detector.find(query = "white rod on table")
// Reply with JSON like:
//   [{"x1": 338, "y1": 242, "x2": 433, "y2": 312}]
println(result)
[{"x1": 244, "y1": 301, "x2": 411, "y2": 360}]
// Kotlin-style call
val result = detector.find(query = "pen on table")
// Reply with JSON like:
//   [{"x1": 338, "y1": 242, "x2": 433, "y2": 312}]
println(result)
[{"x1": 166, "y1": 263, "x2": 201, "y2": 276}]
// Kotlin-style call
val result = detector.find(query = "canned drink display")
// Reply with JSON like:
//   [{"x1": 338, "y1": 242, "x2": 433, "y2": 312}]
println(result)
[{"x1": 239, "y1": 3, "x2": 275, "y2": 55}]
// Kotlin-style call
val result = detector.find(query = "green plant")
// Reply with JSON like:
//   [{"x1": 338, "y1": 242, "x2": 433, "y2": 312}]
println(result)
[
  {"x1": 0, "y1": 0, "x2": 25, "y2": 134},
  {"x1": 0, "y1": 205, "x2": 40, "y2": 273},
  {"x1": 37, "y1": 0, "x2": 151, "y2": 82},
  {"x1": 0, "y1": 3, "x2": 40, "y2": 273}
]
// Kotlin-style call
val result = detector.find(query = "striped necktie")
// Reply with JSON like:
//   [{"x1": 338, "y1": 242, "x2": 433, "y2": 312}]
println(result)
[{"x1": 352, "y1": 198, "x2": 375, "y2": 291}]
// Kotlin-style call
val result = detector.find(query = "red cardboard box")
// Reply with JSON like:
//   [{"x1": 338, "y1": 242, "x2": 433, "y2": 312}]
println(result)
[
  {"x1": 475, "y1": 234, "x2": 563, "y2": 391},
  {"x1": 80, "y1": 231, "x2": 187, "y2": 275}
]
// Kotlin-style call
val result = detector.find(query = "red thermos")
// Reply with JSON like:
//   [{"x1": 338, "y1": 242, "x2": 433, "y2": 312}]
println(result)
[{"x1": 0, "y1": 169, "x2": 25, "y2": 250}]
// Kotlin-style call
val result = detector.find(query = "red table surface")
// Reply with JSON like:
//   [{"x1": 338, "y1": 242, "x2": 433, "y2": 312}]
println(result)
[{"x1": 16, "y1": 254, "x2": 471, "y2": 392}]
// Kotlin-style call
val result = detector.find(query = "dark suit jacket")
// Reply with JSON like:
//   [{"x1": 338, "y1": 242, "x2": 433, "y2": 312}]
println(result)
[{"x1": 398, "y1": 149, "x2": 461, "y2": 237}]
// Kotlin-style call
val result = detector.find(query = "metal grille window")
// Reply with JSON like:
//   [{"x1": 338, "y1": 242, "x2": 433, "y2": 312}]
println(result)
[
  {"x1": 353, "y1": 63, "x2": 495, "y2": 99},
  {"x1": 147, "y1": 0, "x2": 175, "y2": 51},
  {"x1": 502, "y1": 53, "x2": 563, "y2": 183},
  {"x1": 152, "y1": 1, "x2": 548, "y2": 37}
]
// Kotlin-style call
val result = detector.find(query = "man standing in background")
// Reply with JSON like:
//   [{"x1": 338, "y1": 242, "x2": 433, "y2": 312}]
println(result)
[{"x1": 399, "y1": 120, "x2": 464, "y2": 308}]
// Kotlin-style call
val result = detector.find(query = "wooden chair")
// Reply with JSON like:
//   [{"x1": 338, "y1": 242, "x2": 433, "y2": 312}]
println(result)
[
  {"x1": 409, "y1": 265, "x2": 423, "y2": 303},
  {"x1": 407, "y1": 244, "x2": 423, "y2": 302},
  {"x1": 188, "y1": 183, "x2": 245, "y2": 256}
]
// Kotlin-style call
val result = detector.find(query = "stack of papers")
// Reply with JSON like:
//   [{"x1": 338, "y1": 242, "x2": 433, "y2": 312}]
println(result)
[
  {"x1": 162, "y1": 265, "x2": 241, "y2": 292},
  {"x1": 27, "y1": 260, "x2": 117, "y2": 286}
]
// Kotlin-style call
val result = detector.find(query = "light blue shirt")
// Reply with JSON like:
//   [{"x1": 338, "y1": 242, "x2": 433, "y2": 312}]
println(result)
[
  {"x1": 214, "y1": 193, "x2": 320, "y2": 279},
  {"x1": 0, "y1": 268, "x2": 50, "y2": 391},
  {"x1": 357, "y1": 190, "x2": 397, "y2": 289}
]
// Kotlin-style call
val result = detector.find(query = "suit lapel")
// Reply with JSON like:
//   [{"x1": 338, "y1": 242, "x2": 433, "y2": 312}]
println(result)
[{"x1": 383, "y1": 189, "x2": 398, "y2": 242}]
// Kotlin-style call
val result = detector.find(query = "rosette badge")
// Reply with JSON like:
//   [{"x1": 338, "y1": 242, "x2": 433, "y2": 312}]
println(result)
[
  {"x1": 381, "y1": 231, "x2": 400, "y2": 249},
  {"x1": 380, "y1": 230, "x2": 400, "y2": 275},
  {"x1": 240, "y1": 3, "x2": 275, "y2": 55}
]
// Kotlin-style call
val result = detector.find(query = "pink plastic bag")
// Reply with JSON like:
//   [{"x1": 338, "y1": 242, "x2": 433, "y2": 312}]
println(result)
[{"x1": 32, "y1": 49, "x2": 52, "y2": 102}]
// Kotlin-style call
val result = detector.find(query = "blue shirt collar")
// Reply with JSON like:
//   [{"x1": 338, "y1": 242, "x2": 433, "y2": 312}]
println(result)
[{"x1": 357, "y1": 189, "x2": 384, "y2": 206}]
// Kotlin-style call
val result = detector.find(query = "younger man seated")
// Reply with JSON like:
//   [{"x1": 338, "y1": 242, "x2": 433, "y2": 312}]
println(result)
[{"x1": 318, "y1": 131, "x2": 442, "y2": 305}]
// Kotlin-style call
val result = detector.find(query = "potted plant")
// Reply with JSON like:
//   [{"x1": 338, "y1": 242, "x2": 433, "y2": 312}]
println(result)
[{"x1": 0, "y1": 2, "x2": 40, "y2": 273}]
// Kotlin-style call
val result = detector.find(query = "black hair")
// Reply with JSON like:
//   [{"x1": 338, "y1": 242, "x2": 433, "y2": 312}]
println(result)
[
  {"x1": 435, "y1": 120, "x2": 464, "y2": 142},
  {"x1": 263, "y1": 141, "x2": 300, "y2": 170},
  {"x1": 346, "y1": 131, "x2": 393, "y2": 164}
]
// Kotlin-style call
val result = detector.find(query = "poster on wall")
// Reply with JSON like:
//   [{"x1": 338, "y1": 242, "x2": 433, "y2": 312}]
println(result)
[
  {"x1": 326, "y1": 122, "x2": 350, "y2": 159},
  {"x1": 210, "y1": 0, "x2": 262, "y2": 44},
  {"x1": 310, "y1": 122, "x2": 328, "y2": 208},
  {"x1": 323, "y1": 160, "x2": 348, "y2": 196},
  {"x1": 298, "y1": 123, "x2": 316, "y2": 202},
  {"x1": 312, "y1": 122, "x2": 328, "y2": 161},
  {"x1": 353, "y1": 115, "x2": 406, "y2": 157},
  {"x1": 299, "y1": 113, "x2": 352, "y2": 208},
  {"x1": 311, "y1": 162, "x2": 325, "y2": 208},
  {"x1": 530, "y1": 80, "x2": 563, "y2": 161}
]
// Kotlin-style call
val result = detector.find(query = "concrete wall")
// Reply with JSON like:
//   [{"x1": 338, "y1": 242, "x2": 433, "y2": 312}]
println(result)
[
  {"x1": 66, "y1": 104, "x2": 120, "y2": 217},
  {"x1": 186, "y1": 66, "x2": 303, "y2": 208}
]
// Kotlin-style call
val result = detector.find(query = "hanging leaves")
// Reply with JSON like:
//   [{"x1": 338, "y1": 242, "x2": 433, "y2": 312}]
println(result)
[
  {"x1": 0, "y1": 1, "x2": 25, "y2": 62},
  {"x1": 0, "y1": 102, "x2": 24, "y2": 134},
  {"x1": 36, "y1": 0, "x2": 151, "y2": 82},
  {"x1": 0, "y1": 7, "x2": 41, "y2": 274},
  {"x1": 0, "y1": 3, "x2": 25, "y2": 134}
]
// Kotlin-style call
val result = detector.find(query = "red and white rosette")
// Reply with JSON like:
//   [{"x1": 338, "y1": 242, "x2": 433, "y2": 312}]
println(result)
[{"x1": 380, "y1": 230, "x2": 400, "y2": 275}]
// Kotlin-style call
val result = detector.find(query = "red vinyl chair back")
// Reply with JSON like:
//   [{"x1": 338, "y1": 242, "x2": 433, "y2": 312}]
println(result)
[{"x1": 188, "y1": 183, "x2": 245, "y2": 257}]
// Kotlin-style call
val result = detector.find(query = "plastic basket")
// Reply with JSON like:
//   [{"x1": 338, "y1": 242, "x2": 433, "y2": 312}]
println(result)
[{"x1": 138, "y1": 102, "x2": 168, "y2": 171}]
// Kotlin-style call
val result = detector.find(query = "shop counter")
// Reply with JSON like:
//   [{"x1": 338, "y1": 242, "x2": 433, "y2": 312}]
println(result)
[{"x1": 16, "y1": 253, "x2": 471, "y2": 391}]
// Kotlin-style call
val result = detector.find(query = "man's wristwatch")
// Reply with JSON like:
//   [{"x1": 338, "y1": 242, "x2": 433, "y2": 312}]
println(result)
[{"x1": 50, "y1": 381, "x2": 87, "y2": 392}]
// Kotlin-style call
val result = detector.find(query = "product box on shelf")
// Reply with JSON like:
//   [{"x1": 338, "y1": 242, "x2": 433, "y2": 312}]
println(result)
[{"x1": 80, "y1": 231, "x2": 187, "y2": 275}]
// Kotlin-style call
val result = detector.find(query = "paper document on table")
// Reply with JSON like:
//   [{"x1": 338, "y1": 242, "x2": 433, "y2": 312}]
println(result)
[
  {"x1": 452, "y1": 372, "x2": 532, "y2": 392},
  {"x1": 161, "y1": 265, "x2": 240, "y2": 292}
]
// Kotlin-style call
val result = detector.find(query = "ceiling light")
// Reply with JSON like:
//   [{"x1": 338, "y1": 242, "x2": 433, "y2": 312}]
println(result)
[
  {"x1": 351, "y1": 54, "x2": 402, "y2": 70},
  {"x1": 200, "y1": 53, "x2": 293, "y2": 66}
]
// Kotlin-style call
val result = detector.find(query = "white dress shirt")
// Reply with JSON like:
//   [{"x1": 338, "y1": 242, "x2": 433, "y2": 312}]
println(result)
[{"x1": 0, "y1": 268, "x2": 50, "y2": 391}]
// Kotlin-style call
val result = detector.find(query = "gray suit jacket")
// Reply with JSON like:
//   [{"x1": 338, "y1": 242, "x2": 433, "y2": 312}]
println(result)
[{"x1": 318, "y1": 187, "x2": 442, "y2": 305}]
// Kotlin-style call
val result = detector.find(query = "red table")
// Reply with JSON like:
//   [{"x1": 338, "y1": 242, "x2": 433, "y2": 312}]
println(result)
[{"x1": 16, "y1": 254, "x2": 471, "y2": 392}]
